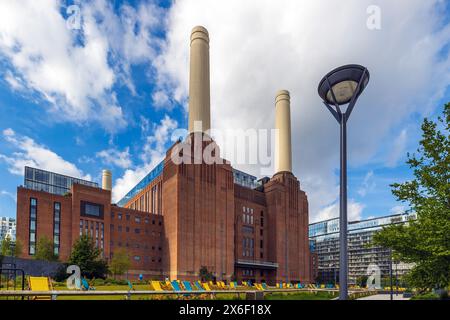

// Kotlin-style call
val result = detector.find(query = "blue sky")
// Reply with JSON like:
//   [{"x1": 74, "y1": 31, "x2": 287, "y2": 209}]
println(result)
[{"x1": 0, "y1": 0, "x2": 449, "y2": 222}]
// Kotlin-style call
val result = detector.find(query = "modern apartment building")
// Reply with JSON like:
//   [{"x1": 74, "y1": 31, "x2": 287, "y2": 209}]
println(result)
[
  {"x1": 0, "y1": 216, "x2": 16, "y2": 241},
  {"x1": 309, "y1": 212, "x2": 417, "y2": 284}
]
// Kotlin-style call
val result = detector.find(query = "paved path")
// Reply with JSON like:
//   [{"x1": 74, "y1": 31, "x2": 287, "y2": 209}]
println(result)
[{"x1": 358, "y1": 294, "x2": 410, "y2": 300}]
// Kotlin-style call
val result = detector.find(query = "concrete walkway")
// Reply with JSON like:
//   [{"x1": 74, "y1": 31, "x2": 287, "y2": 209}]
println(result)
[{"x1": 358, "y1": 294, "x2": 410, "y2": 300}]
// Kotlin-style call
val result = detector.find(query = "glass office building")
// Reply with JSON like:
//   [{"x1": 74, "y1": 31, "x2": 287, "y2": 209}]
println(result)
[
  {"x1": 24, "y1": 166, "x2": 98, "y2": 196},
  {"x1": 309, "y1": 212, "x2": 416, "y2": 284}
]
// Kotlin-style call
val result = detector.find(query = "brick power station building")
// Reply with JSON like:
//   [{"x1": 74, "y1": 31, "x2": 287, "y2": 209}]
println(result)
[{"x1": 16, "y1": 26, "x2": 312, "y2": 284}]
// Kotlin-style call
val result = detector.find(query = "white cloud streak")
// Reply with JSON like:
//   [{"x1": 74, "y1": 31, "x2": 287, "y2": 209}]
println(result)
[
  {"x1": 0, "y1": 128, "x2": 91, "y2": 180},
  {"x1": 112, "y1": 115, "x2": 178, "y2": 203}
]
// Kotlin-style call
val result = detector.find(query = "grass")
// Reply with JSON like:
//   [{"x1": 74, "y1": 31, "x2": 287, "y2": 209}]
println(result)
[{"x1": 265, "y1": 291, "x2": 337, "y2": 300}]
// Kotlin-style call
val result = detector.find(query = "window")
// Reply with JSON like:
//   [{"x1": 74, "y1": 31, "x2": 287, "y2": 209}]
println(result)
[
  {"x1": 250, "y1": 215, "x2": 254, "y2": 225},
  {"x1": 80, "y1": 220, "x2": 83, "y2": 236},
  {"x1": 134, "y1": 256, "x2": 141, "y2": 261},
  {"x1": 135, "y1": 216, "x2": 141, "y2": 223},
  {"x1": 111, "y1": 212, "x2": 114, "y2": 218},
  {"x1": 29, "y1": 198, "x2": 37, "y2": 255},
  {"x1": 135, "y1": 228, "x2": 140, "y2": 234},
  {"x1": 126, "y1": 214, "x2": 130, "y2": 221},
  {"x1": 260, "y1": 217, "x2": 264, "y2": 227},
  {"x1": 53, "y1": 202, "x2": 61, "y2": 256},
  {"x1": 81, "y1": 201, "x2": 104, "y2": 218},
  {"x1": 118, "y1": 213, "x2": 122, "y2": 220},
  {"x1": 126, "y1": 227, "x2": 130, "y2": 233},
  {"x1": 118, "y1": 226, "x2": 122, "y2": 232}
]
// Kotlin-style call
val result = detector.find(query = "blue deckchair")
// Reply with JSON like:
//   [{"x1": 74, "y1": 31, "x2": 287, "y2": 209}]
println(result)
[
  {"x1": 127, "y1": 280, "x2": 134, "y2": 291},
  {"x1": 261, "y1": 283, "x2": 268, "y2": 290},
  {"x1": 81, "y1": 278, "x2": 95, "y2": 291},
  {"x1": 194, "y1": 281, "x2": 205, "y2": 291},
  {"x1": 171, "y1": 280, "x2": 182, "y2": 291},
  {"x1": 182, "y1": 281, "x2": 194, "y2": 291}
]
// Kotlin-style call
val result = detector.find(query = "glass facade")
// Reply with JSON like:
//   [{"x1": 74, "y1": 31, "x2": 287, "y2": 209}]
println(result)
[
  {"x1": 309, "y1": 212, "x2": 417, "y2": 284},
  {"x1": 24, "y1": 166, "x2": 98, "y2": 195},
  {"x1": 117, "y1": 161, "x2": 164, "y2": 207},
  {"x1": 53, "y1": 202, "x2": 61, "y2": 256},
  {"x1": 233, "y1": 169, "x2": 259, "y2": 189},
  {"x1": 29, "y1": 198, "x2": 37, "y2": 255}
]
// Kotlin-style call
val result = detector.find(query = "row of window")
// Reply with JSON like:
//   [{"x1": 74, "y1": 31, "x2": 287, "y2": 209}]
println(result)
[
  {"x1": 110, "y1": 224, "x2": 161, "y2": 237},
  {"x1": 110, "y1": 241, "x2": 161, "y2": 251},
  {"x1": 112, "y1": 212, "x2": 162, "y2": 226},
  {"x1": 79, "y1": 220, "x2": 104, "y2": 250}
]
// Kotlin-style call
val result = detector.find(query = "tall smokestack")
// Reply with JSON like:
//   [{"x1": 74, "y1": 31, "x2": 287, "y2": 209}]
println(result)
[
  {"x1": 102, "y1": 169, "x2": 112, "y2": 191},
  {"x1": 188, "y1": 26, "x2": 211, "y2": 133},
  {"x1": 275, "y1": 90, "x2": 292, "y2": 173}
]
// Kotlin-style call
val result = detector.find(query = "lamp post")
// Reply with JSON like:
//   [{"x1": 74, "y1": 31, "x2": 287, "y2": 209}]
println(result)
[{"x1": 318, "y1": 65, "x2": 370, "y2": 300}]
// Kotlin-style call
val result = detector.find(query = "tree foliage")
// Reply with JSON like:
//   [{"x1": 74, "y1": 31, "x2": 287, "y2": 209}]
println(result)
[
  {"x1": 34, "y1": 236, "x2": 58, "y2": 261},
  {"x1": 198, "y1": 266, "x2": 214, "y2": 281},
  {"x1": 109, "y1": 248, "x2": 130, "y2": 278},
  {"x1": 373, "y1": 103, "x2": 450, "y2": 290},
  {"x1": 68, "y1": 235, "x2": 108, "y2": 279},
  {"x1": 0, "y1": 236, "x2": 23, "y2": 257}
]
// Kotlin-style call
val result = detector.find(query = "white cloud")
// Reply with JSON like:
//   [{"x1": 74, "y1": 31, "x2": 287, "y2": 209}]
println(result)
[
  {"x1": 112, "y1": 115, "x2": 178, "y2": 202},
  {"x1": 96, "y1": 147, "x2": 132, "y2": 169},
  {"x1": 390, "y1": 205, "x2": 406, "y2": 215},
  {"x1": 0, "y1": 0, "x2": 165, "y2": 132},
  {"x1": 0, "y1": 190, "x2": 16, "y2": 202},
  {"x1": 152, "y1": 90, "x2": 171, "y2": 109},
  {"x1": 357, "y1": 170, "x2": 376, "y2": 197},
  {"x1": 0, "y1": 128, "x2": 91, "y2": 180},
  {"x1": 315, "y1": 200, "x2": 365, "y2": 223},
  {"x1": 386, "y1": 129, "x2": 408, "y2": 167},
  {"x1": 153, "y1": 0, "x2": 450, "y2": 221},
  {"x1": 3, "y1": 70, "x2": 25, "y2": 91}
]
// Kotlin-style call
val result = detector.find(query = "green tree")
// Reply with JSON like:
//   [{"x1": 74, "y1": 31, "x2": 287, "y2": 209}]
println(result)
[
  {"x1": 68, "y1": 235, "x2": 108, "y2": 279},
  {"x1": 0, "y1": 236, "x2": 22, "y2": 257},
  {"x1": 372, "y1": 103, "x2": 450, "y2": 291},
  {"x1": 198, "y1": 266, "x2": 214, "y2": 282},
  {"x1": 109, "y1": 249, "x2": 130, "y2": 278},
  {"x1": 34, "y1": 236, "x2": 58, "y2": 261}
]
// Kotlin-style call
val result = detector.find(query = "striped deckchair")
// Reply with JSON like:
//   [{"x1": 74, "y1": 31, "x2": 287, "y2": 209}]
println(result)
[
  {"x1": 194, "y1": 281, "x2": 205, "y2": 291},
  {"x1": 182, "y1": 281, "x2": 194, "y2": 291},
  {"x1": 171, "y1": 280, "x2": 182, "y2": 291},
  {"x1": 230, "y1": 281, "x2": 236, "y2": 289},
  {"x1": 28, "y1": 276, "x2": 52, "y2": 300}
]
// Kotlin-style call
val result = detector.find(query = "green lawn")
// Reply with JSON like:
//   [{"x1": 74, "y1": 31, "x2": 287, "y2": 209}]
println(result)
[{"x1": 264, "y1": 291, "x2": 337, "y2": 300}]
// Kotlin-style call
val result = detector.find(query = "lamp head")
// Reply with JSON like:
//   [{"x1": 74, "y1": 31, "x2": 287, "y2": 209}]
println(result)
[{"x1": 318, "y1": 64, "x2": 370, "y2": 105}]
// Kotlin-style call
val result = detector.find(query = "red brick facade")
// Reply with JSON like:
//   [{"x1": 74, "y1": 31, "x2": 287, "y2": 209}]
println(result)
[{"x1": 16, "y1": 139, "x2": 312, "y2": 284}]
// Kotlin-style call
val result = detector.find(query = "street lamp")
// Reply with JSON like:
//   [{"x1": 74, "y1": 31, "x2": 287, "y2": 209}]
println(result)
[{"x1": 318, "y1": 64, "x2": 370, "y2": 300}]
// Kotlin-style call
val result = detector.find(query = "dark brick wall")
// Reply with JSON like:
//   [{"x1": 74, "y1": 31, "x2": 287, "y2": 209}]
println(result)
[{"x1": 2, "y1": 256, "x2": 63, "y2": 277}]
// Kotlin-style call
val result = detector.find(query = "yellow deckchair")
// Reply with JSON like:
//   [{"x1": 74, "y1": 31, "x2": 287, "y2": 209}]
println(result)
[
  {"x1": 230, "y1": 281, "x2": 235, "y2": 289},
  {"x1": 28, "y1": 276, "x2": 52, "y2": 300},
  {"x1": 254, "y1": 283, "x2": 263, "y2": 291},
  {"x1": 202, "y1": 282, "x2": 212, "y2": 291},
  {"x1": 150, "y1": 281, "x2": 163, "y2": 291}
]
